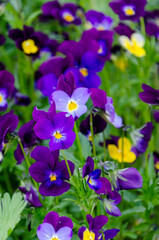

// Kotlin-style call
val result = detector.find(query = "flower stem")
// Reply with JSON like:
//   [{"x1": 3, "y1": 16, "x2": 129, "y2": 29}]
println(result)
[
  {"x1": 62, "y1": 150, "x2": 72, "y2": 178},
  {"x1": 74, "y1": 121, "x2": 84, "y2": 161},
  {"x1": 140, "y1": 17, "x2": 146, "y2": 37},
  {"x1": 90, "y1": 112, "x2": 96, "y2": 157},
  {"x1": 18, "y1": 140, "x2": 30, "y2": 168}
]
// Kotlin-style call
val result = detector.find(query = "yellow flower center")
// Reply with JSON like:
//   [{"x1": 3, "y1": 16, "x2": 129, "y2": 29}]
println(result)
[
  {"x1": 0, "y1": 95, "x2": 3, "y2": 103},
  {"x1": 98, "y1": 47, "x2": 103, "y2": 54},
  {"x1": 155, "y1": 161, "x2": 159, "y2": 170},
  {"x1": 51, "y1": 237, "x2": 59, "y2": 240},
  {"x1": 54, "y1": 131, "x2": 62, "y2": 139},
  {"x1": 63, "y1": 13, "x2": 75, "y2": 22},
  {"x1": 68, "y1": 101, "x2": 78, "y2": 111},
  {"x1": 124, "y1": 7, "x2": 135, "y2": 16},
  {"x1": 83, "y1": 229, "x2": 95, "y2": 240},
  {"x1": 88, "y1": 133, "x2": 92, "y2": 142},
  {"x1": 97, "y1": 25, "x2": 105, "y2": 31},
  {"x1": 89, "y1": 179, "x2": 92, "y2": 184},
  {"x1": 50, "y1": 174, "x2": 57, "y2": 182},
  {"x1": 79, "y1": 68, "x2": 88, "y2": 77},
  {"x1": 21, "y1": 39, "x2": 38, "y2": 54}
]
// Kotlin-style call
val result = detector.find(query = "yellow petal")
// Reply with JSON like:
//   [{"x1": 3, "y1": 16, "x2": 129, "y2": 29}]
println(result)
[
  {"x1": 131, "y1": 46, "x2": 146, "y2": 57},
  {"x1": 123, "y1": 151, "x2": 136, "y2": 163},
  {"x1": 131, "y1": 33, "x2": 145, "y2": 47},
  {"x1": 108, "y1": 144, "x2": 119, "y2": 160},
  {"x1": 119, "y1": 36, "x2": 132, "y2": 49},
  {"x1": 118, "y1": 137, "x2": 132, "y2": 152}
]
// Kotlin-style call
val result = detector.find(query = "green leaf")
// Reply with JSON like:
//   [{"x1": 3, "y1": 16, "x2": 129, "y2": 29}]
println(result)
[
  {"x1": 0, "y1": 192, "x2": 26, "y2": 240},
  {"x1": 121, "y1": 206, "x2": 146, "y2": 218},
  {"x1": 25, "y1": 10, "x2": 42, "y2": 25},
  {"x1": 148, "y1": 152, "x2": 155, "y2": 181},
  {"x1": 78, "y1": 133, "x2": 92, "y2": 159}
]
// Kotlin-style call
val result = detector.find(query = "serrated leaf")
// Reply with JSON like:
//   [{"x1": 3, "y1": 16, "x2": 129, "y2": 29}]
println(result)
[{"x1": 0, "y1": 192, "x2": 26, "y2": 240}]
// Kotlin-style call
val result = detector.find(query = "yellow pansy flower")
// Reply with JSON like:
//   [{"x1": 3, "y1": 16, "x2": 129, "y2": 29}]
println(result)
[
  {"x1": 108, "y1": 137, "x2": 136, "y2": 163},
  {"x1": 119, "y1": 33, "x2": 146, "y2": 58}
]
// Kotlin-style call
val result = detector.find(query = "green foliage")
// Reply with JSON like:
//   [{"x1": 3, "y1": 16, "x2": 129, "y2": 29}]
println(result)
[{"x1": 0, "y1": 192, "x2": 26, "y2": 240}]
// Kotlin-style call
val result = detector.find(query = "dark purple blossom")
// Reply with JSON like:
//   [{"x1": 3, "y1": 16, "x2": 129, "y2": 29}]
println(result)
[
  {"x1": 90, "y1": 88, "x2": 123, "y2": 128},
  {"x1": 19, "y1": 185, "x2": 42, "y2": 207},
  {"x1": 85, "y1": 10, "x2": 113, "y2": 30},
  {"x1": 139, "y1": 84, "x2": 159, "y2": 105},
  {"x1": 37, "y1": 211, "x2": 73, "y2": 240},
  {"x1": 131, "y1": 122, "x2": 153, "y2": 156},
  {"x1": 9, "y1": 25, "x2": 48, "y2": 57},
  {"x1": 0, "y1": 70, "x2": 15, "y2": 111},
  {"x1": 78, "y1": 214, "x2": 108, "y2": 240},
  {"x1": 99, "y1": 229, "x2": 120, "y2": 240},
  {"x1": 33, "y1": 105, "x2": 76, "y2": 151},
  {"x1": 42, "y1": 1, "x2": 81, "y2": 25},
  {"x1": 0, "y1": 111, "x2": 19, "y2": 151},
  {"x1": 83, "y1": 156, "x2": 102, "y2": 191},
  {"x1": 0, "y1": 34, "x2": 5, "y2": 46},
  {"x1": 154, "y1": 111, "x2": 159, "y2": 123},
  {"x1": 145, "y1": 22, "x2": 159, "y2": 40},
  {"x1": 153, "y1": 152, "x2": 159, "y2": 172},
  {"x1": 114, "y1": 23, "x2": 134, "y2": 38},
  {"x1": 80, "y1": 114, "x2": 107, "y2": 141},
  {"x1": 14, "y1": 120, "x2": 38, "y2": 164},
  {"x1": 57, "y1": 71, "x2": 76, "y2": 96},
  {"x1": 109, "y1": 0, "x2": 147, "y2": 21},
  {"x1": 29, "y1": 146, "x2": 74, "y2": 196}
]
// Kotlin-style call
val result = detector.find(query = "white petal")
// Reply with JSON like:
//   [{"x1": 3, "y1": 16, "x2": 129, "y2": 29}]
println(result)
[
  {"x1": 119, "y1": 36, "x2": 131, "y2": 48},
  {"x1": 131, "y1": 33, "x2": 145, "y2": 47},
  {"x1": 57, "y1": 227, "x2": 72, "y2": 240},
  {"x1": 37, "y1": 223, "x2": 55, "y2": 240}
]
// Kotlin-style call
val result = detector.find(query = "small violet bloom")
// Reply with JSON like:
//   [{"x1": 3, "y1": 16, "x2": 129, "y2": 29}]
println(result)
[
  {"x1": 0, "y1": 111, "x2": 19, "y2": 151},
  {"x1": 114, "y1": 23, "x2": 134, "y2": 38},
  {"x1": 83, "y1": 156, "x2": 102, "y2": 191},
  {"x1": 37, "y1": 211, "x2": 73, "y2": 240},
  {"x1": 85, "y1": 10, "x2": 113, "y2": 31},
  {"x1": 19, "y1": 185, "x2": 42, "y2": 207},
  {"x1": 90, "y1": 88, "x2": 123, "y2": 128},
  {"x1": 108, "y1": 137, "x2": 136, "y2": 163},
  {"x1": 109, "y1": 0, "x2": 147, "y2": 21},
  {"x1": 139, "y1": 84, "x2": 159, "y2": 105},
  {"x1": 119, "y1": 33, "x2": 146, "y2": 57},
  {"x1": 78, "y1": 214, "x2": 108, "y2": 240},
  {"x1": 0, "y1": 34, "x2": 5, "y2": 46},
  {"x1": 51, "y1": 87, "x2": 90, "y2": 119},
  {"x1": 131, "y1": 122, "x2": 153, "y2": 156},
  {"x1": 42, "y1": 1, "x2": 81, "y2": 25},
  {"x1": 0, "y1": 70, "x2": 15, "y2": 111},
  {"x1": 33, "y1": 104, "x2": 76, "y2": 151},
  {"x1": 29, "y1": 146, "x2": 75, "y2": 196}
]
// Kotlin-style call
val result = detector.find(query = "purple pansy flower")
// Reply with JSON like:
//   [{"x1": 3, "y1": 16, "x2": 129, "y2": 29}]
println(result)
[
  {"x1": 0, "y1": 34, "x2": 5, "y2": 46},
  {"x1": 0, "y1": 70, "x2": 15, "y2": 111},
  {"x1": 114, "y1": 23, "x2": 134, "y2": 38},
  {"x1": 131, "y1": 122, "x2": 153, "y2": 156},
  {"x1": 110, "y1": 167, "x2": 143, "y2": 190},
  {"x1": 78, "y1": 214, "x2": 108, "y2": 240},
  {"x1": 51, "y1": 87, "x2": 90, "y2": 119},
  {"x1": 33, "y1": 104, "x2": 76, "y2": 151},
  {"x1": 29, "y1": 146, "x2": 75, "y2": 196},
  {"x1": 145, "y1": 22, "x2": 159, "y2": 40},
  {"x1": 0, "y1": 111, "x2": 19, "y2": 151},
  {"x1": 42, "y1": 1, "x2": 81, "y2": 25},
  {"x1": 139, "y1": 84, "x2": 159, "y2": 105},
  {"x1": 96, "y1": 178, "x2": 121, "y2": 217},
  {"x1": 80, "y1": 114, "x2": 107, "y2": 141},
  {"x1": 109, "y1": 0, "x2": 147, "y2": 21},
  {"x1": 153, "y1": 152, "x2": 159, "y2": 172},
  {"x1": 90, "y1": 88, "x2": 123, "y2": 128},
  {"x1": 83, "y1": 156, "x2": 102, "y2": 191},
  {"x1": 19, "y1": 185, "x2": 42, "y2": 207},
  {"x1": 14, "y1": 120, "x2": 39, "y2": 164},
  {"x1": 9, "y1": 25, "x2": 48, "y2": 57},
  {"x1": 99, "y1": 229, "x2": 120, "y2": 240},
  {"x1": 37, "y1": 211, "x2": 73, "y2": 240},
  {"x1": 85, "y1": 10, "x2": 113, "y2": 31}
]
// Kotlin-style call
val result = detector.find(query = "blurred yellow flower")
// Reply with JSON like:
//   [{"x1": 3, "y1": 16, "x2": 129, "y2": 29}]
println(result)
[
  {"x1": 119, "y1": 33, "x2": 146, "y2": 58},
  {"x1": 108, "y1": 137, "x2": 136, "y2": 163}
]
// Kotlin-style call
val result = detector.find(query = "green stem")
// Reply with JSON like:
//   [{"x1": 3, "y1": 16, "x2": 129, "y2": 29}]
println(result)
[
  {"x1": 74, "y1": 121, "x2": 84, "y2": 161},
  {"x1": 102, "y1": 230, "x2": 105, "y2": 240},
  {"x1": 140, "y1": 17, "x2": 146, "y2": 37},
  {"x1": 62, "y1": 150, "x2": 72, "y2": 178},
  {"x1": 103, "y1": 132, "x2": 106, "y2": 162},
  {"x1": 90, "y1": 112, "x2": 96, "y2": 157},
  {"x1": 18, "y1": 140, "x2": 30, "y2": 168}
]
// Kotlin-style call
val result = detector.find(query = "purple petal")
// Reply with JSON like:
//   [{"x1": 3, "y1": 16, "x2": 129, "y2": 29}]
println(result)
[
  {"x1": 37, "y1": 73, "x2": 58, "y2": 97},
  {"x1": 92, "y1": 215, "x2": 108, "y2": 231},
  {"x1": 29, "y1": 162, "x2": 50, "y2": 183},
  {"x1": 43, "y1": 211, "x2": 59, "y2": 229},
  {"x1": 37, "y1": 223, "x2": 55, "y2": 240},
  {"x1": 34, "y1": 119, "x2": 54, "y2": 140},
  {"x1": 39, "y1": 180, "x2": 70, "y2": 196},
  {"x1": 90, "y1": 88, "x2": 107, "y2": 110},
  {"x1": 104, "y1": 229, "x2": 120, "y2": 240}
]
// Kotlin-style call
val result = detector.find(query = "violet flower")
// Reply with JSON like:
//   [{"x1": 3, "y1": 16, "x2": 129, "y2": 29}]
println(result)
[
  {"x1": 90, "y1": 88, "x2": 123, "y2": 128},
  {"x1": 83, "y1": 156, "x2": 102, "y2": 191},
  {"x1": 37, "y1": 211, "x2": 73, "y2": 240},
  {"x1": 99, "y1": 229, "x2": 120, "y2": 240},
  {"x1": 14, "y1": 120, "x2": 38, "y2": 164},
  {"x1": 154, "y1": 111, "x2": 159, "y2": 123},
  {"x1": 42, "y1": 1, "x2": 81, "y2": 25},
  {"x1": 78, "y1": 214, "x2": 108, "y2": 240},
  {"x1": 131, "y1": 122, "x2": 153, "y2": 156},
  {"x1": 0, "y1": 70, "x2": 15, "y2": 111},
  {"x1": 109, "y1": 0, "x2": 147, "y2": 21},
  {"x1": 33, "y1": 104, "x2": 76, "y2": 151},
  {"x1": 51, "y1": 87, "x2": 90, "y2": 119},
  {"x1": 29, "y1": 146, "x2": 75, "y2": 196},
  {"x1": 9, "y1": 25, "x2": 48, "y2": 57},
  {"x1": 139, "y1": 84, "x2": 159, "y2": 105},
  {"x1": 114, "y1": 23, "x2": 134, "y2": 38},
  {"x1": 0, "y1": 111, "x2": 19, "y2": 151},
  {"x1": 19, "y1": 185, "x2": 42, "y2": 207},
  {"x1": 85, "y1": 10, "x2": 113, "y2": 31},
  {"x1": 145, "y1": 22, "x2": 159, "y2": 40},
  {"x1": 0, "y1": 34, "x2": 5, "y2": 46}
]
